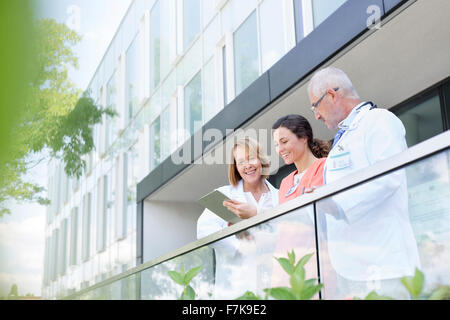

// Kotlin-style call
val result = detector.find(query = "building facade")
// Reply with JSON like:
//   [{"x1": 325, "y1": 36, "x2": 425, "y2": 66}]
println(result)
[{"x1": 43, "y1": 0, "x2": 450, "y2": 299}]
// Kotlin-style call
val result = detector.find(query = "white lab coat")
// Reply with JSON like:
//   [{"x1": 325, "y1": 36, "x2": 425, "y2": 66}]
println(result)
[
  {"x1": 322, "y1": 102, "x2": 420, "y2": 281},
  {"x1": 197, "y1": 179, "x2": 279, "y2": 299}
]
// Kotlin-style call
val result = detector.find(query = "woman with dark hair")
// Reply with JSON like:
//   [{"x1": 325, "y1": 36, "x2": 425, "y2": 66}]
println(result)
[{"x1": 272, "y1": 114, "x2": 331, "y2": 204}]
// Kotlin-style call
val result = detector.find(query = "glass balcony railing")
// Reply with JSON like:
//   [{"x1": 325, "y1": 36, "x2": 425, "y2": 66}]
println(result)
[{"x1": 65, "y1": 131, "x2": 450, "y2": 300}]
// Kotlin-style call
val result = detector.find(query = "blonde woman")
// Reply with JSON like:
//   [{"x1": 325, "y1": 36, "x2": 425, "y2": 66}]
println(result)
[
  {"x1": 197, "y1": 137, "x2": 278, "y2": 238},
  {"x1": 196, "y1": 137, "x2": 278, "y2": 299}
]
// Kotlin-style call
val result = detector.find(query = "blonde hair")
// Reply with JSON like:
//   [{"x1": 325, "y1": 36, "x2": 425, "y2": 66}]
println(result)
[{"x1": 228, "y1": 137, "x2": 271, "y2": 186}]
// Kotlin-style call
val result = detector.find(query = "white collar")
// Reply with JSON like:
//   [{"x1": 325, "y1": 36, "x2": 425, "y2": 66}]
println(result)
[{"x1": 338, "y1": 101, "x2": 372, "y2": 130}]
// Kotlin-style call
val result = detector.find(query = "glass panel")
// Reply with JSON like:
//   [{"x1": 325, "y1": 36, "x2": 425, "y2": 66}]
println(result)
[
  {"x1": 204, "y1": 205, "x2": 318, "y2": 299},
  {"x1": 203, "y1": 15, "x2": 220, "y2": 62},
  {"x1": 160, "y1": 0, "x2": 173, "y2": 80},
  {"x1": 203, "y1": 0, "x2": 216, "y2": 28},
  {"x1": 70, "y1": 207, "x2": 78, "y2": 266},
  {"x1": 396, "y1": 94, "x2": 444, "y2": 147},
  {"x1": 184, "y1": 72, "x2": 202, "y2": 135},
  {"x1": 203, "y1": 58, "x2": 218, "y2": 123},
  {"x1": 150, "y1": 116, "x2": 161, "y2": 170},
  {"x1": 127, "y1": 144, "x2": 140, "y2": 235},
  {"x1": 177, "y1": 37, "x2": 202, "y2": 87},
  {"x1": 317, "y1": 149, "x2": 450, "y2": 300},
  {"x1": 150, "y1": 1, "x2": 161, "y2": 94},
  {"x1": 106, "y1": 71, "x2": 118, "y2": 150},
  {"x1": 312, "y1": 0, "x2": 348, "y2": 28},
  {"x1": 260, "y1": 0, "x2": 286, "y2": 72},
  {"x1": 161, "y1": 107, "x2": 171, "y2": 161},
  {"x1": 183, "y1": 0, "x2": 201, "y2": 50},
  {"x1": 126, "y1": 36, "x2": 140, "y2": 123},
  {"x1": 234, "y1": 10, "x2": 258, "y2": 96},
  {"x1": 141, "y1": 247, "x2": 215, "y2": 299}
]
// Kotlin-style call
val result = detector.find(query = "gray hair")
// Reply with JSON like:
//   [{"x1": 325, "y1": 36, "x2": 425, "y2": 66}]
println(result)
[{"x1": 307, "y1": 67, "x2": 360, "y2": 99}]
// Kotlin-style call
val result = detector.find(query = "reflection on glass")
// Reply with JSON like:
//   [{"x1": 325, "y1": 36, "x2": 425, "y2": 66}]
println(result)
[
  {"x1": 397, "y1": 94, "x2": 443, "y2": 147},
  {"x1": 183, "y1": 0, "x2": 201, "y2": 51},
  {"x1": 260, "y1": 0, "x2": 285, "y2": 72},
  {"x1": 234, "y1": 10, "x2": 258, "y2": 96},
  {"x1": 141, "y1": 247, "x2": 215, "y2": 299},
  {"x1": 312, "y1": 0, "x2": 348, "y2": 28},
  {"x1": 184, "y1": 72, "x2": 202, "y2": 135},
  {"x1": 406, "y1": 151, "x2": 450, "y2": 294},
  {"x1": 317, "y1": 150, "x2": 450, "y2": 299},
  {"x1": 201, "y1": 205, "x2": 318, "y2": 299}
]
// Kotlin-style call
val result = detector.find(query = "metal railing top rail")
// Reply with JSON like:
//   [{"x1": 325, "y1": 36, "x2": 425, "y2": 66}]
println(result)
[{"x1": 64, "y1": 130, "x2": 450, "y2": 300}]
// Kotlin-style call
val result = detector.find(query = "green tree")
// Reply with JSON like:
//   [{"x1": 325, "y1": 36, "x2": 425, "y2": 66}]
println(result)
[
  {"x1": 0, "y1": 4, "x2": 115, "y2": 216},
  {"x1": 7, "y1": 284, "x2": 19, "y2": 300}
]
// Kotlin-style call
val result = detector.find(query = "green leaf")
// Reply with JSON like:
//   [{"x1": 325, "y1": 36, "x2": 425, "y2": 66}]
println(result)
[
  {"x1": 167, "y1": 271, "x2": 184, "y2": 286},
  {"x1": 264, "y1": 287, "x2": 297, "y2": 300},
  {"x1": 181, "y1": 285, "x2": 196, "y2": 300},
  {"x1": 290, "y1": 269, "x2": 306, "y2": 296},
  {"x1": 428, "y1": 286, "x2": 450, "y2": 300},
  {"x1": 235, "y1": 291, "x2": 262, "y2": 300},
  {"x1": 296, "y1": 252, "x2": 314, "y2": 269},
  {"x1": 183, "y1": 265, "x2": 202, "y2": 286},
  {"x1": 180, "y1": 265, "x2": 185, "y2": 278},
  {"x1": 401, "y1": 268, "x2": 424, "y2": 299},
  {"x1": 276, "y1": 258, "x2": 294, "y2": 276},
  {"x1": 364, "y1": 291, "x2": 394, "y2": 300},
  {"x1": 288, "y1": 250, "x2": 296, "y2": 266},
  {"x1": 301, "y1": 284, "x2": 323, "y2": 300}
]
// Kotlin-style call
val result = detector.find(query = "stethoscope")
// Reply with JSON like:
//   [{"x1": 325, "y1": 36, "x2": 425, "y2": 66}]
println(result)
[{"x1": 287, "y1": 102, "x2": 378, "y2": 197}]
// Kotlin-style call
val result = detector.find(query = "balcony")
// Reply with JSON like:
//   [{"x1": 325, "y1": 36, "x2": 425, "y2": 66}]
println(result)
[{"x1": 64, "y1": 130, "x2": 450, "y2": 300}]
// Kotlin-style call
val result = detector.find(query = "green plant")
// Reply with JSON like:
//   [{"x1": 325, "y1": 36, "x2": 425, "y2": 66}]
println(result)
[
  {"x1": 236, "y1": 251, "x2": 323, "y2": 300},
  {"x1": 167, "y1": 265, "x2": 203, "y2": 300},
  {"x1": 359, "y1": 268, "x2": 450, "y2": 300}
]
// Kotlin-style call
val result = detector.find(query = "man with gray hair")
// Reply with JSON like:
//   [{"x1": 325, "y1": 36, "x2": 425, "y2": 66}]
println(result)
[{"x1": 308, "y1": 66, "x2": 420, "y2": 299}]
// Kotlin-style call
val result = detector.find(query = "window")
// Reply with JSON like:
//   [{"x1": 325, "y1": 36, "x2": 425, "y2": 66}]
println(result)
[
  {"x1": 184, "y1": 72, "x2": 202, "y2": 136},
  {"x1": 44, "y1": 237, "x2": 51, "y2": 285},
  {"x1": 59, "y1": 218, "x2": 68, "y2": 276},
  {"x1": 150, "y1": 1, "x2": 161, "y2": 94},
  {"x1": 82, "y1": 192, "x2": 92, "y2": 262},
  {"x1": 260, "y1": 0, "x2": 286, "y2": 72},
  {"x1": 96, "y1": 175, "x2": 107, "y2": 253},
  {"x1": 70, "y1": 207, "x2": 78, "y2": 266},
  {"x1": 204, "y1": 58, "x2": 218, "y2": 122},
  {"x1": 106, "y1": 71, "x2": 118, "y2": 150},
  {"x1": 392, "y1": 77, "x2": 450, "y2": 147},
  {"x1": 234, "y1": 10, "x2": 259, "y2": 96},
  {"x1": 222, "y1": 46, "x2": 228, "y2": 106},
  {"x1": 126, "y1": 36, "x2": 140, "y2": 123},
  {"x1": 395, "y1": 92, "x2": 444, "y2": 147},
  {"x1": 51, "y1": 229, "x2": 59, "y2": 281},
  {"x1": 161, "y1": 106, "x2": 171, "y2": 161},
  {"x1": 183, "y1": 0, "x2": 201, "y2": 51},
  {"x1": 115, "y1": 154, "x2": 127, "y2": 240},
  {"x1": 126, "y1": 145, "x2": 140, "y2": 234},
  {"x1": 106, "y1": 169, "x2": 115, "y2": 247},
  {"x1": 150, "y1": 116, "x2": 161, "y2": 170},
  {"x1": 311, "y1": 0, "x2": 348, "y2": 28}
]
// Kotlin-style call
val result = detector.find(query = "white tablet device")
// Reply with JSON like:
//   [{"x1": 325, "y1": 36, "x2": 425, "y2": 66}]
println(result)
[{"x1": 197, "y1": 190, "x2": 242, "y2": 224}]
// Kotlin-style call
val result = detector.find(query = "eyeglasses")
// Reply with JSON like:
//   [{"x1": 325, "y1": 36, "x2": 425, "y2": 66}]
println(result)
[{"x1": 310, "y1": 87, "x2": 339, "y2": 114}]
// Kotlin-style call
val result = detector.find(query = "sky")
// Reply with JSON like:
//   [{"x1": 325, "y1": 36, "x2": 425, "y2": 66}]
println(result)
[{"x1": 0, "y1": 0, "x2": 131, "y2": 298}]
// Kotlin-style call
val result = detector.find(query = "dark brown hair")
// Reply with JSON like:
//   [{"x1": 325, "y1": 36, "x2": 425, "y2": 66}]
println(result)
[{"x1": 272, "y1": 114, "x2": 330, "y2": 158}]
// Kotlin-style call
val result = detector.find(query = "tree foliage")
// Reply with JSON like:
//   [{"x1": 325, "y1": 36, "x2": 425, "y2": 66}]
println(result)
[{"x1": 0, "y1": 9, "x2": 115, "y2": 216}]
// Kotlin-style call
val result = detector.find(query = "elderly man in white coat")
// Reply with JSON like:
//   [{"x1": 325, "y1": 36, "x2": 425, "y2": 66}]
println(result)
[{"x1": 307, "y1": 66, "x2": 420, "y2": 299}]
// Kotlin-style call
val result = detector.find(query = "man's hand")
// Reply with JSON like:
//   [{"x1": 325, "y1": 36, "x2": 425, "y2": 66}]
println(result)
[{"x1": 223, "y1": 200, "x2": 257, "y2": 220}]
